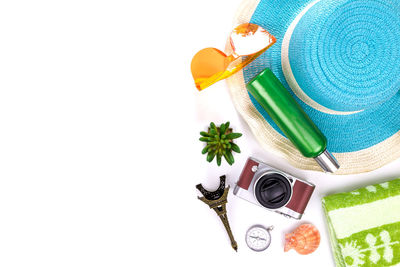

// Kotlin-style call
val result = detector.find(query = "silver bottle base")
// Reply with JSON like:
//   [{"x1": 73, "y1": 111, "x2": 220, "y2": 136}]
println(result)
[{"x1": 314, "y1": 150, "x2": 340, "y2": 173}]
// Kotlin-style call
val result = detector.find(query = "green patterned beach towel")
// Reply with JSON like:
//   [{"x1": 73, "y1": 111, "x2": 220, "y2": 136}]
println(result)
[{"x1": 323, "y1": 179, "x2": 400, "y2": 267}]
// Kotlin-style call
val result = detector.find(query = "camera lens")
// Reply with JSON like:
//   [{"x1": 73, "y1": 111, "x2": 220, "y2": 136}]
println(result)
[{"x1": 254, "y1": 173, "x2": 291, "y2": 209}]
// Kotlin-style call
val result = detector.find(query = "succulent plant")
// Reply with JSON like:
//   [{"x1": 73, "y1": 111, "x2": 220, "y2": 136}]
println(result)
[{"x1": 199, "y1": 121, "x2": 242, "y2": 166}]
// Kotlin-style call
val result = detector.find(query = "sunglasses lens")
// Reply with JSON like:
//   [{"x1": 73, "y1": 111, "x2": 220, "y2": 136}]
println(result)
[
  {"x1": 230, "y1": 23, "x2": 276, "y2": 56},
  {"x1": 191, "y1": 48, "x2": 230, "y2": 90}
]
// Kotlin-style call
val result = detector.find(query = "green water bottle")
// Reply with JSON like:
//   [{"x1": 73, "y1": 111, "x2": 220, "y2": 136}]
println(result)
[{"x1": 246, "y1": 68, "x2": 340, "y2": 173}]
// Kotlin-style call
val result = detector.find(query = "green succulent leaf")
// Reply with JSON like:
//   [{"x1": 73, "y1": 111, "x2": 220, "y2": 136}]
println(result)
[
  {"x1": 199, "y1": 137, "x2": 212, "y2": 142},
  {"x1": 200, "y1": 131, "x2": 210, "y2": 137},
  {"x1": 202, "y1": 145, "x2": 211, "y2": 154},
  {"x1": 216, "y1": 154, "x2": 222, "y2": 166},
  {"x1": 223, "y1": 151, "x2": 233, "y2": 165},
  {"x1": 231, "y1": 143, "x2": 241, "y2": 153},
  {"x1": 224, "y1": 122, "x2": 230, "y2": 131},
  {"x1": 207, "y1": 150, "x2": 216, "y2": 162},
  {"x1": 210, "y1": 122, "x2": 218, "y2": 132},
  {"x1": 219, "y1": 124, "x2": 227, "y2": 135},
  {"x1": 222, "y1": 152, "x2": 229, "y2": 164},
  {"x1": 210, "y1": 128, "x2": 218, "y2": 136},
  {"x1": 225, "y1": 133, "x2": 242, "y2": 140},
  {"x1": 226, "y1": 150, "x2": 234, "y2": 165}
]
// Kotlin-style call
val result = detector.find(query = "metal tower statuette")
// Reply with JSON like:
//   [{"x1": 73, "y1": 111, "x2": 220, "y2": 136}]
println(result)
[{"x1": 196, "y1": 175, "x2": 238, "y2": 251}]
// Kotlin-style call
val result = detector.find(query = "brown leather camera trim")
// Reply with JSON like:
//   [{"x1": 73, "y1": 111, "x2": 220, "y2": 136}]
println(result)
[
  {"x1": 285, "y1": 180, "x2": 315, "y2": 214},
  {"x1": 237, "y1": 158, "x2": 259, "y2": 190}
]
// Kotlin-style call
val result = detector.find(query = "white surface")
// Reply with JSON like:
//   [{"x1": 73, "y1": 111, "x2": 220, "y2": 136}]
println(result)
[{"x1": 0, "y1": 0, "x2": 399, "y2": 266}]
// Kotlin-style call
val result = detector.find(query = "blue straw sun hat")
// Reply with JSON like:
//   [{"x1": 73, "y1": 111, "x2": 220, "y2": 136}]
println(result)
[{"x1": 227, "y1": 0, "x2": 400, "y2": 174}]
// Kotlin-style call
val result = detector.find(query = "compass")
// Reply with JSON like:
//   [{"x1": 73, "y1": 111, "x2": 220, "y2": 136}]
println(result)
[{"x1": 245, "y1": 225, "x2": 273, "y2": 252}]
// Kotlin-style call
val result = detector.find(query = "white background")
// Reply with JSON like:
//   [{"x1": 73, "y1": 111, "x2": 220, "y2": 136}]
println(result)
[{"x1": 0, "y1": 0, "x2": 399, "y2": 266}]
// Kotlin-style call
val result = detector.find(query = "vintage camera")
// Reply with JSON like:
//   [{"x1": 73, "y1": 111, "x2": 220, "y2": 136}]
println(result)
[{"x1": 233, "y1": 157, "x2": 315, "y2": 219}]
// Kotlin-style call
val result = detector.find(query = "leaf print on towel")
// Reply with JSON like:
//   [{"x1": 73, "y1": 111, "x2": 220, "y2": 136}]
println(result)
[
  {"x1": 362, "y1": 231, "x2": 399, "y2": 264},
  {"x1": 366, "y1": 186, "x2": 377, "y2": 193},
  {"x1": 339, "y1": 228, "x2": 400, "y2": 267},
  {"x1": 379, "y1": 182, "x2": 389, "y2": 189},
  {"x1": 365, "y1": 234, "x2": 379, "y2": 263},
  {"x1": 381, "y1": 230, "x2": 395, "y2": 263},
  {"x1": 340, "y1": 241, "x2": 365, "y2": 267}
]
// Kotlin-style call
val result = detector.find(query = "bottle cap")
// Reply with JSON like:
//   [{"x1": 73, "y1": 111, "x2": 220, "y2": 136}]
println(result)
[{"x1": 314, "y1": 150, "x2": 340, "y2": 173}]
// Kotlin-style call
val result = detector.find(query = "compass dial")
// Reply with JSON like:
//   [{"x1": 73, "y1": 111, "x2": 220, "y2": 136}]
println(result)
[{"x1": 245, "y1": 225, "x2": 272, "y2": 252}]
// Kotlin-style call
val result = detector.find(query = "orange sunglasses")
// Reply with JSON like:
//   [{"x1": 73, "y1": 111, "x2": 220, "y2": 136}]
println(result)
[{"x1": 191, "y1": 23, "x2": 276, "y2": 91}]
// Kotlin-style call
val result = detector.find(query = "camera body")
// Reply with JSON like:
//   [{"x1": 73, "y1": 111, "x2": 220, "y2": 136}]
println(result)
[{"x1": 233, "y1": 157, "x2": 315, "y2": 220}]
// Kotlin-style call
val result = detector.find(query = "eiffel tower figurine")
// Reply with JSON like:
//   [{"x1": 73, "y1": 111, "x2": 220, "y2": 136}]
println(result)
[{"x1": 196, "y1": 175, "x2": 238, "y2": 251}]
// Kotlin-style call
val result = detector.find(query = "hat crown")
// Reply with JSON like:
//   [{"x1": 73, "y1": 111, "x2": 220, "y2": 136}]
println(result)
[{"x1": 285, "y1": 0, "x2": 400, "y2": 112}]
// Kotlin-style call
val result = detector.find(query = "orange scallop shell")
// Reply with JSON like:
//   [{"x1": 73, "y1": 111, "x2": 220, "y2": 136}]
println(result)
[{"x1": 284, "y1": 224, "x2": 320, "y2": 255}]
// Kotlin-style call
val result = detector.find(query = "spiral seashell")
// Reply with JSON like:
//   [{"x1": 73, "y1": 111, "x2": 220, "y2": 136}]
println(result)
[{"x1": 284, "y1": 224, "x2": 320, "y2": 255}]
